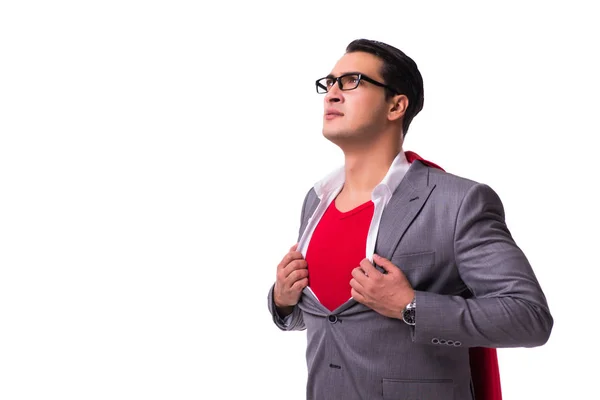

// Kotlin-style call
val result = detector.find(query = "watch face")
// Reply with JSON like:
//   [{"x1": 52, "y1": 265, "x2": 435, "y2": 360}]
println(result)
[{"x1": 403, "y1": 308, "x2": 416, "y2": 325}]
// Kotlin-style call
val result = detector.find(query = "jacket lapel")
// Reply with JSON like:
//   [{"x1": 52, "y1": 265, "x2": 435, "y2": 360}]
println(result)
[
  {"x1": 298, "y1": 189, "x2": 320, "y2": 242},
  {"x1": 375, "y1": 161, "x2": 436, "y2": 259}
]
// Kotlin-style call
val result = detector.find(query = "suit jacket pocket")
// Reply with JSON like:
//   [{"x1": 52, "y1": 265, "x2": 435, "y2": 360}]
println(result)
[
  {"x1": 382, "y1": 378, "x2": 453, "y2": 400},
  {"x1": 390, "y1": 251, "x2": 435, "y2": 270}
]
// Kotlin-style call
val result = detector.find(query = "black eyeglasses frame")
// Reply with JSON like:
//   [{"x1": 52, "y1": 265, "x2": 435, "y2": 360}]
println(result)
[{"x1": 315, "y1": 72, "x2": 397, "y2": 94}]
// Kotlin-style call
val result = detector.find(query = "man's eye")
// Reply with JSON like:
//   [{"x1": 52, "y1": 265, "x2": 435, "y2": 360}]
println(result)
[{"x1": 342, "y1": 76, "x2": 358, "y2": 86}]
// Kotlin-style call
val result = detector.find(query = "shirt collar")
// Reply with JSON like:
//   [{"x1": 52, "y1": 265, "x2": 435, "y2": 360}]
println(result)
[{"x1": 313, "y1": 150, "x2": 411, "y2": 202}]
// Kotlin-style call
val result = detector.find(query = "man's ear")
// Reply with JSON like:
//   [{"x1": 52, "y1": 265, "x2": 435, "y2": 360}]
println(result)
[{"x1": 388, "y1": 94, "x2": 409, "y2": 122}]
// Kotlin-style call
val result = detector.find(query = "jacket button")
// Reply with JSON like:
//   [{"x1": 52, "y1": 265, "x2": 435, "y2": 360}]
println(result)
[{"x1": 328, "y1": 315, "x2": 338, "y2": 323}]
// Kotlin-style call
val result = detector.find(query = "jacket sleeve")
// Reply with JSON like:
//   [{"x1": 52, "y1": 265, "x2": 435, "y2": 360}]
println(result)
[
  {"x1": 267, "y1": 283, "x2": 306, "y2": 331},
  {"x1": 413, "y1": 183, "x2": 553, "y2": 348},
  {"x1": 266, "y1": 189, "x2": 313, "y2": 332}
]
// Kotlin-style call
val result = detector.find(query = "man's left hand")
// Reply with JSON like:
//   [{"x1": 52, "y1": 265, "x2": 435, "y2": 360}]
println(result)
[{"x1": 350, "y1": 254, "x2": 415, "y2": 319}]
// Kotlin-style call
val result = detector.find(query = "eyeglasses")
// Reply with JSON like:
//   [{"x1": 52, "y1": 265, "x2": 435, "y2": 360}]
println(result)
[{"x1": 315, "y1": 73, "x2": 396, "y2": 94}]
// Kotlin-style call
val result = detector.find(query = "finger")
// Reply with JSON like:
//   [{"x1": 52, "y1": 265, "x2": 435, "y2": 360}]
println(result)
[
  {"x1": 278, "y1": 250, "x2": 304, "y2": 270},
  {"x1": 372, "y1": 254, "x2": 398, "y2": 274},
  {"x1": 351, "y1": 266, "x2": 369, "y2": 284},
  {"x1": 290, "y1": 277, "x2": 309, "y2": 292},
  {"x1": 349, "y1": 277, "x2": 364, "y2": 292},
  {"x1": 280, "y1": 260, "x2": 307, "y2": 283},
  {"x1": 285, "y1": 268, "x2": 309, "y2": 285},
  {"x1": 283, "y1": 258, "x2": 308, "y2": 274},
  {"x1": 351, "y1": 287, "x2": 366, "y2": 304},
  {"x1": 289, "y1": 243, "x2": 298, "y2": 252},
  {"x1": 277, "y1": 259, "x2": 304, "y2": 283},
  {"x1": 359, "y1": 258, "x2": 381, "y2": 277}
]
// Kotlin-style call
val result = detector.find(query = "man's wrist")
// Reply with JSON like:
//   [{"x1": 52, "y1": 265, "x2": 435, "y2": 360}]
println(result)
[
  {"x1": 275, "y1": 305, "x2": 295, "y2": 318},
  {"x1": 273, "y1": 291, "x2": 295, "y2": 318}
]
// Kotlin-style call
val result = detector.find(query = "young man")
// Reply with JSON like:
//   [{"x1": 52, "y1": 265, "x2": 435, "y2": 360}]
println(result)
[{"x1": 267, "y1": 39, "x2": 553, "y2": 400}]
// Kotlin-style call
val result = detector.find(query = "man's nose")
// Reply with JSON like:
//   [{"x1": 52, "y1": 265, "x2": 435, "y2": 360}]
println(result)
[{"x1": 325, "y1": 81, "x2": 343, "y2": 103}]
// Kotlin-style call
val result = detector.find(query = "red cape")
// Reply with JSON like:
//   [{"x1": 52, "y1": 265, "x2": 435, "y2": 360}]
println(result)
[{"x1": 405, "y1": 151, "x2": 502, "y2": 400}]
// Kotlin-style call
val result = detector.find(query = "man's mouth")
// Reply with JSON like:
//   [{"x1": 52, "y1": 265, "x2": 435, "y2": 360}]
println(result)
[{"x1": 325, "y1": 109, "x2": 344, "y2": 120}]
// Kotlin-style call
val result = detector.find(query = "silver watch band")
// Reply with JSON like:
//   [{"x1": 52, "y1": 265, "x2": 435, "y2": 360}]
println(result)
[{"x1": 401, "y1": 297, "x2": 416, "y2": 325}]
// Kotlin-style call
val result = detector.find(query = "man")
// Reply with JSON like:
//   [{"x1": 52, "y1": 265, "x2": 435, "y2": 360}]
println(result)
[{"x1": 267, "y1": 39, "x2": 553, "y2": 400}]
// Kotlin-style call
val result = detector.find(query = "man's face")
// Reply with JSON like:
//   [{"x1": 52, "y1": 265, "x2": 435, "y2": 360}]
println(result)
[{"x1": 322, "y1": 51, "x2": 391, "y2": 145}]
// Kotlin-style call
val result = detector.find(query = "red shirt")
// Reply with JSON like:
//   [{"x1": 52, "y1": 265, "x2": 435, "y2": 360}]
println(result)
[{"x1": 306, "y1": 199, "x2": 374, "y2": 311}]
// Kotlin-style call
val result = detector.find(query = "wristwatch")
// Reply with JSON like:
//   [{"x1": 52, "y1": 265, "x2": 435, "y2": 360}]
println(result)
[{"x1": 401, "y1": 297, "x2": 416, "y2": 326}]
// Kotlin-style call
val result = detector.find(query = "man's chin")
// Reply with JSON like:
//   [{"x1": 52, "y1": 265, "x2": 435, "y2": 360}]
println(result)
[
  {"x1": 322, "y1": 129, "x2": 353, "y2": 148},
  {"x1": 322, "y1": 128, "x2": 345, "y2": 139},
  {"x1": 322, "y1": 129, "x2": 340, "y2": 142}
]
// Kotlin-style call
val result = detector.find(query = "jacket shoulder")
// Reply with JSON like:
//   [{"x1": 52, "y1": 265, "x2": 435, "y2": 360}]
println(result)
[{"x1": 426, "y1": 165, "x2": 481, "y2": 195}]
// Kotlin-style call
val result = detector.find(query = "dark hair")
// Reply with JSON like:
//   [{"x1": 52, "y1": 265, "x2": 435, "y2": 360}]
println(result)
[{"x1": 346, "y1": 39, "x2": 424, "y2": 137}]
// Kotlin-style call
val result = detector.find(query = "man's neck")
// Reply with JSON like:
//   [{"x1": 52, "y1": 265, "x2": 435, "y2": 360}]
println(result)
[{"x1": 339, "y1": 142, "x2": 402, "y2": 198}]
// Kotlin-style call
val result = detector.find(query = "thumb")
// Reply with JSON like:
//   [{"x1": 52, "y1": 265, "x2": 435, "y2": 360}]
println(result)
[{"x1": 290, "y1": 243, "x2": 299, "y2": 252}]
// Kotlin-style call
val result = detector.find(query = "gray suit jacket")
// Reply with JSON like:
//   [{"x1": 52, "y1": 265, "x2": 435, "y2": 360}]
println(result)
[{"x1": 268, "y1": 160, "x2": 553, "y2": 400}]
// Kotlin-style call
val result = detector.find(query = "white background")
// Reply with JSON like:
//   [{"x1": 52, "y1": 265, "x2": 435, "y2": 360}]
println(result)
[{"x1": 1, "y1": 1, "x2": 598, "y2": 399}]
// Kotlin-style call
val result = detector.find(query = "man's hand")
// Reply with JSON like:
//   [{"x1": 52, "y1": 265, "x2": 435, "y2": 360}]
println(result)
[
  {"x1": 350, "y1": 254, "x2": 415, "y2": 319},
  {"x1": 273, "y1": 244, "x2": 309, "y2": 316}
]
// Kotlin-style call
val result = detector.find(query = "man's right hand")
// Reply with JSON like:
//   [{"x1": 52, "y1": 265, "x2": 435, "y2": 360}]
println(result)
[{"x1": 273, "y1": 244, "x2": 309, "y2": 316}]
